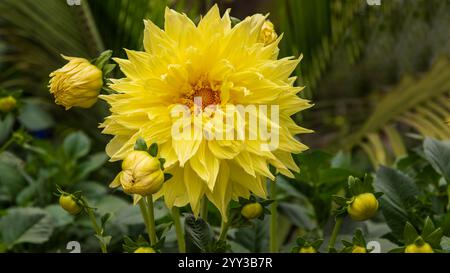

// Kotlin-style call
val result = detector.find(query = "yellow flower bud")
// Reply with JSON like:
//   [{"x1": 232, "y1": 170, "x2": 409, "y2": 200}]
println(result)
[
  {"x1": 49, "y1": 56, "x2": 103, "y2": 110},
  {"x1": 241, "y1": 202, "x2": 263, "y2": 219},
  {"x1": 111, "y1": 151, "x2": 164, "y2": 196},
  {"x1": 0, "y1": 96, "x2": 17, "y2": 113},
  {"x1": 59, "y1": 194, "x2": 82, "y2": 215},
  {"x1": 405, "y1": 242, "x2": 433, "y2": 253},
  {"x1": 134, "y1": 247, "x2": 156, "y2": 253},
  {"x1": 258, "y1": 20, "x2": 277, "y2": 45},
  {"x1": 299, "y1": 246, "x2": 317, "y2": 253},
  {"x1": 347, "y1": 193, "x2": 379, "y2": 221},
  {"x1": 351, "y1": 246, "x2": 367, "y2": 253}
]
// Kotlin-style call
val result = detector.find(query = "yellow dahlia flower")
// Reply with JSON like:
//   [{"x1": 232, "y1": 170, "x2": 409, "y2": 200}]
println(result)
[
  {"x1": 110, "y1": 150, "x2": 164, "y2": 201},
  {"x1": 49, "y1": 56, "x2": 103, "y2": 110},
  {"x1": 101, "y1": 5, "x2": 312, "y2": 219}
]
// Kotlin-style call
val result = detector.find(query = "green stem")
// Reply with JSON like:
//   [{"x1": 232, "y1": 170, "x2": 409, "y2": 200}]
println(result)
[
  {"x1": 218, "y1": 220, "x2": 230, "y2": 242},
  {"x1": 86, "y1": 208, "x2": 107, "y2": 253},
  {"x1": 327, "y1": 216, "x2": 344, "y2": 251},
  {"x1": 138, "y1": 199, "x2": 151, "y2": 235},
  {"x1": 145, "y1": 195, "x2": 158, "y2": 245},
  {"x1": 270, "y1": 181, "x2": 278, "y2": 253},
  {"x1": 201, "y1": 198, "x2": 208, "y2": 221},
  {"x1": 172, "y1": 207, "x2": 186, "y2": 253}
]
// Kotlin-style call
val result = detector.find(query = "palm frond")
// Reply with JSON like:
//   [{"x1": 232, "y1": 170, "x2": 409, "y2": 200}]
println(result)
[{"x1": 346, "y1": 57, "x2": 450, "y2": 168}]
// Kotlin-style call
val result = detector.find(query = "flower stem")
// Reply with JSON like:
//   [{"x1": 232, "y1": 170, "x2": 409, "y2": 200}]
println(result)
[
  {"x1": 218, "y1": 220, "x2": 230, "y2": 242},
  {"x1": 138, "y1": 199, "x2": 151, "y2": 234},
  {"x1": 86, "y1": 208, "x2": 107, "y2": 253},
  {"x1": 201, "y1": 198, "x2": 208, "y2": 221},
  {"x1": 171, "y1": 207, "x2": 186, "y2": 253},
  {"x1": 270, "y1": 181, "x2": 278, "y2": 253},
  {"x1": 327, "y1": 216, "x2": 344, "y2": 251},
  {"x1": 145, "y1": 195, "x2": 158, "y2": 245}
]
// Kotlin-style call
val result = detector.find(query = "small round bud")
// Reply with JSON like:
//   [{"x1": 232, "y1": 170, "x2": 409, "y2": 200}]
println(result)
[
  {"x1": 405, "y1": 242, "x2": 433, "y2": 253},
  {"x1": 347, "y1": 193, "x2": 379, "y2": 221},
  {"x1": 59, "y1": 194, "x2": 82, "y2": 215},
  {"x1": 0, "y1": 96, "x2": 17, "y2": 113},
  {"x1": 241, "y1": 202, "x2": 263, "y2": 220},
  {"x1": 134, "y1": 247, "x2": 156, "y2": 253},
  {"x1": 351, "y1": 246, "x2": 367, "y2": 253},
  {"x1": 299, "y1": 246, "x2": 317, "y2": 253}
]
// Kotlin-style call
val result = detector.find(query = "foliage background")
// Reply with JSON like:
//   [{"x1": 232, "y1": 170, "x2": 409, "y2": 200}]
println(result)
[{"x1": 0, "y1": 0, "x2": 449, "y2": 253}]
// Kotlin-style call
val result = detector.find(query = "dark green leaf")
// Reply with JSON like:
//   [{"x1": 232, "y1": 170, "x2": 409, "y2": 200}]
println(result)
[
  {"x1": 134, "y1": 137, "x2": 147, "y2": 151},
  {"x1": 423, "y1": 138, "x2": 450, "y2": 181},
  {"x1": 148, "y1": 143, "x2": 158, "y2": 157},
  {"x1": 184, "y1": 214, "x2": 213, "y2": 253}
]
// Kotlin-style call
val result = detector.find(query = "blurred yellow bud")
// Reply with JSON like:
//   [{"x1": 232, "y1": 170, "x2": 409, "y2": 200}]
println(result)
[
  {"x1": 351, "y1": 246, "x2": 367, "y2": 253},
  {"x1": 258, "y1": 20, "x2": 277, "y2": 45},
  {"x1": 49, "y1": 56, "x2": 103, "y2": 110},
  {"x1": 0, "y1": 96, "x2": 17, "y2": 113},
  {"x1": 59, "y1": 194, "x2": 82, "y2": 215},
  {"x1": 134, "y1": 247, "x2": 156, "y2": 253},
  {"x1": 299, "y1": 246, "x2": 317, "y2": 253},
  {"x1": 347, "y1": 193, "x2": 379, "y2": 221},
  {"x1": 241, "y1": 202, "x2": 263, "y2": 219},
  {"x1": 405, "y1": 242, "x2": 433, "y2": 253},
  {"x1": 111, "y1": 151, "x2": 164, "y2": 196}
]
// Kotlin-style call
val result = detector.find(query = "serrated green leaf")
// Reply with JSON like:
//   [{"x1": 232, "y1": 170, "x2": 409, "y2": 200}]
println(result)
[{"x1": 184, "y1": 214, "x2": 213, "y2": 253}]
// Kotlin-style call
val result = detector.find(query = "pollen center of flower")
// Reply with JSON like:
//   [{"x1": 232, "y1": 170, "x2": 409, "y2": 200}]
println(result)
[{"x1": 179, "y1": 77, "x2": 221, "y2": 110}]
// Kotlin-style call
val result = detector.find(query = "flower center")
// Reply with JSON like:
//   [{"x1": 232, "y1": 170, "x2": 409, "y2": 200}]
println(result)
[{"x1": 179, "y1": 77, "x2": 221, "y2": 110}]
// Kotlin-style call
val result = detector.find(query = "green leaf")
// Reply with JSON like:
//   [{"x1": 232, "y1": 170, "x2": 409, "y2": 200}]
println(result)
[
  {"x1": 184, "y1": 214, "x2": 213, "y2": 253},
  {"x1": 62, "y1": 131, "x2": 91, "y2": 159},
  {"x1": 422, "y1": 217, "x2": 436, "y2": 239},
  {"x1": 17, "y1": 99, "x2": 54, "y2": 131},
  {"x1": 332, "y1": 195, "x2": 348, "y2": 206},
  {"x1": 134, "y1": 137, "x2": 147, "y2": 151},
  {"x1": 353, "y1": 229, "x2": 366, "y2": 247},
  {"x1": 148, "y1": 143, "x2": 158, "y2": 157},
  {"x1": 403, "y1": 222, "x2": 419, "y2": 244},
  {"x1": 164, "y1": 173, "x2": 173, "y2": 182},
  {"x1": 234, "y1": 219, "x2": 269, "y2": 253},
  {"x1": 75, "y1": 152, "x2": 108, "y2": 180},
  {"x1": 93, "y1": 50, "x2": 113, "y2": 69},
  {"x1": 278, "y1": 202, "x2": 314, "y2": 230},
  {"x1": 45, "y1": 204, "x2": 74, "y2": 228},
  {"x1": 425, "y1": 228, "x2": 443, "y2": 249},
  {"x1": 158, "y1": 158, "x2": 166, "y2": 170},
  {"x1": 0, "y1": 114, "x2": 14, "y2": 144},
  {"x1": 0, "y1": 153, "x2": 27, "y2": 203},
  {"x1": 423, "y1": 138, "x2": 450, "y2": 182},
  {"x1": 94, "y1": 235, "x2": 112, "y2": 247},
  {"x1": 0, "y1": 207, "x2": 54, "y2": 249},
  {"x1": 375, "y1": 166, "x2": 420, "y2": 239}
]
